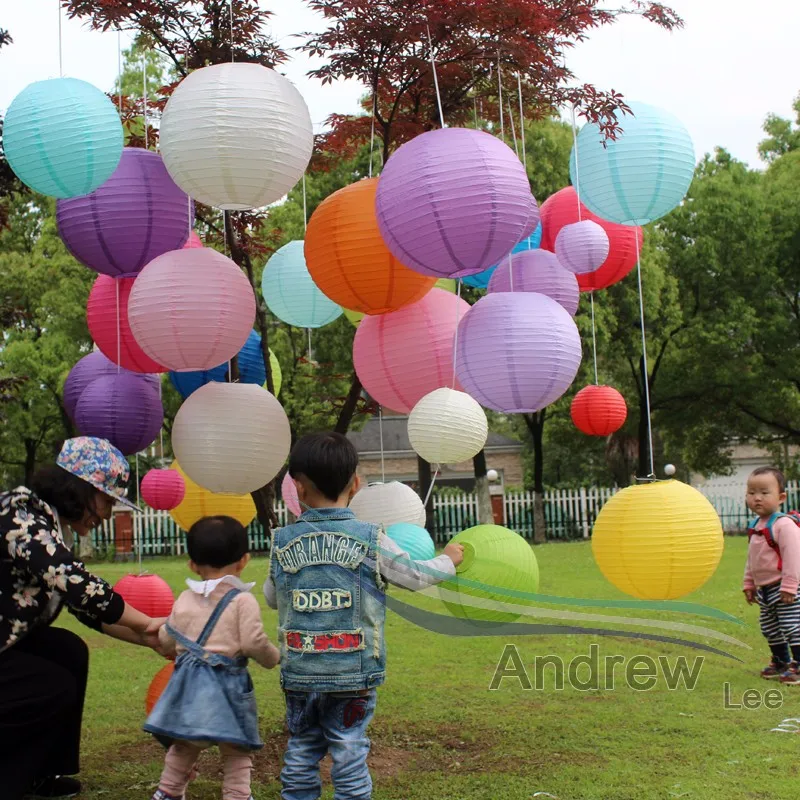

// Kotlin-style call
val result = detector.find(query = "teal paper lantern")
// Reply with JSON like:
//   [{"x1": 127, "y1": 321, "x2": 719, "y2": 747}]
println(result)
[
  {"x1": 386, "y1": 523, "x2": 435, "y2": 562},
  {"x1": 262, "y1": 240, "x2": 342, "y2": 328},
  {"x1": 569, "y1": 102, "x2": 695, "y2": 226},
  {"x1": 3, "y1": 78, "x2": 124, "y2": 199}
]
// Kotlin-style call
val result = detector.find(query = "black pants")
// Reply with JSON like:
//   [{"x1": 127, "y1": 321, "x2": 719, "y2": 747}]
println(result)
[{"x1": 0, "y1": 627, "x2": 89, "y2": 800}]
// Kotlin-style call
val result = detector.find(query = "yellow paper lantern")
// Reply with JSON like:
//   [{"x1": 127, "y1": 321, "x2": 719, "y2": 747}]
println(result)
[
  {"x1": 169, "y1": 461, "x2": 256, "y2": 532},
  {"x1": 592, "y1": 480, "x2": 723, "y2": 600}
]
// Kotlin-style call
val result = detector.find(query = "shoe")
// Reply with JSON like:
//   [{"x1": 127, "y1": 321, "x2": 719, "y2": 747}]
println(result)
[
  {"x1": 151, "y1": 791, "x2": 183, "y2": 800},
  {"x1": 761, "y1": 660, "x2": 788, "y2": 679},
  {"x1": 779, "y1": 663, "x2": 800, "y2": 685},
  {"x1": 26, "y1": 776, "x2": 81, "y2": 798}
]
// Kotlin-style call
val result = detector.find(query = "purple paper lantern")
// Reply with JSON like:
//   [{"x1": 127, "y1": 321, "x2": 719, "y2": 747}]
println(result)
[
  {"x1": 57, "y1": 148, "x2": 194, "y2": 278},
  {"x1": 455, "y1": 292, "x2": 582, "y2": 413},
  {"x1": 554, "y1": 220, "x2": 610, "y2": 275},
  {"x1": 75, "y1": 372, "x2": 164, "y2": 455},
  {"x1": 487, "y1": 249, "x2": 580, "y2": 316},
  {"x1": 375, "y1": 128, "x2": 537, "y2": 279}
]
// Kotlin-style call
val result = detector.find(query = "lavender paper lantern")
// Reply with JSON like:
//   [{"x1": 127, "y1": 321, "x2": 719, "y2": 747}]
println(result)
[
  {"x1": 375, "y1": 128, "x2": 537, "y2": 278},
  {"x1": 455, "y1": 293, "x2": 582, "y2": 413},
  {"x1": 554, "y1": 220, "x2": 610, "y2": 275},
  {"x1": 463, "y1": 224, "x2": 542, "y2": 289},
  {"x1": 75, "y1": 373, "x2": 164, "y2": 455},
  {"x1": 487, "y1": 250, "x2": 579, "y2": 316},
  {"x1": 56, "y1": 148, "x2": 194, "y2": 278}
]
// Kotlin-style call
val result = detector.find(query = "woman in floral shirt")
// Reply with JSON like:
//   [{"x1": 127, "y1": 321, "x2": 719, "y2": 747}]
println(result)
[{"x1": 0, "y1": 437, "x2": 166, "y2": 800}]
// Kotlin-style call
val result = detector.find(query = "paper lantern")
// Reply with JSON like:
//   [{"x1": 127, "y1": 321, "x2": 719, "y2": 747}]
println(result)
[
  {"x1": 169, "y1": 461, "x2": 256, "y2": 532},
  {"x1": 463, "y1": 224, "x2": 543, "y2": 289},
  {"x1": 114, "y1": 573, "x2": 175, "y2": 618},
  {"x1": 146, "y1": 663, "x2": 175, "y2": 714},
  {"x1": 263, "y1": 240, "x2": 342, "y2": 328},
  {"x1": 343, "y1": 308, "x2": 365, "y2": 328},
  {"x1": 592, "y1": 480, "x2": 723, "y2": 600},
  {"x1": 159, "y1": 63, "x2": 312, "y2": 210},
  {"x1": 487, "y1": 250, "x2": 579, "y2": 316},
  {"x1": 554, "y1": 220, "x2": 610, "y2": 275},
  {"x1": 539, "y1": 187, "x2": 643, "y2": 292},
  {"x1": 375, "y1": 128, "x2": 537, "y2": 278},
  {"x1": 435, "y1": 279, "x2": 457, "y2": 293},
  {"x1": 128, "y1": 248, "x2": 255, "y2": 371},
  {"x1": 408, "y1": 388, "x2": 488, "y2": 465},
  {"x1": 184, "y1": 231, "x2": 203, "y2": 249},
  {"x1": 455, "y1": 293, "x2": 581, "y2": 413},
  {"x1": 386, "y1": 523, "x2": 435, "y2": 561},
  {"x1": 350, "y1": 482, "x2": 426, "y2": 528},
  {"x1": 172, "y1": 383, "x2": 290, "y2": 495},
  {"x1": 281, "y1": 472, "x2": 302, "y2": 518},
  {"x1": 87, "y1": 276, "x2": 167, "y2": 374},
  {"x1": 75, "y1": 373, "x2": 163, "y2": 456},
  {"x1": 3, "y1": 77, "x2": 123, "y2": 198},
  {"x1": 56, "y1": 148, "x2": 193, "y2": 278},
  {"x1": 305, "y1": 178, "x2": 435, "y2": 315},
  {"x1": 571, "y1": 385, "x2": 627, "y2": 436},
  {"x1": 141, "y1": 469, "x2": 186, "y2": 511},
  {"x1": 440, "y1": 525, "x2": 539, "y2": 623},
  {"x1": 353, "y1": 288, "x2": 470, "y2": 414},
  {"x1": 570, "y1": 102, "x2": 695, "y2": 226}
]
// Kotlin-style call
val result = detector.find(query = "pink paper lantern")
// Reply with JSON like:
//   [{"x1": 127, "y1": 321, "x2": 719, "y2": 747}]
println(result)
[
  {"x1": 554, "y1": 220, "x2": 610, "y2": 275},
  {"x1": 114, "y1": 573, "x2": 174, "y2": 617},
  {"x1": 353, "y1": 288, "x2": 470, "y2": 414},
  {"x1": 128, "y1": 248, "x2": 256, "y2": 371},
  {"x1": 183, "y1": 231, "x2": 203, "y2": 249},
  {"x1": 487, "y1": 249, "x2": 580, "y2": 316},
  {"x1": 141, "y1": 469, "x2": 186, "y2": 511},
  {"x1": 281, "y1": 471, "x2": 302, "y2": 517}
]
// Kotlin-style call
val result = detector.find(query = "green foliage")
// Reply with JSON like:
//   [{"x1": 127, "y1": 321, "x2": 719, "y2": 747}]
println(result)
[{"x1": 758, "y1": 93, "x2": 800, "y2": 163}]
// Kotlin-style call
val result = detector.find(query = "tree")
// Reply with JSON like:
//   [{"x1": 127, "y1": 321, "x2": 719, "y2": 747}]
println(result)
[{"x1": 759, "y1": 93, "x2": 800, "y2": 163}]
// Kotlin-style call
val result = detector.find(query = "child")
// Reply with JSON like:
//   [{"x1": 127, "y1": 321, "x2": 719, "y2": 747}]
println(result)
[
  {"x1": 264, "y1": 432, "x2": 464, "y2": 800},
  {"x1": 145, "y1": 516, "x2": 280, "y2": 800},
  {"x1": 742, "y1": 467, "x2": 800, "y2": 684}
]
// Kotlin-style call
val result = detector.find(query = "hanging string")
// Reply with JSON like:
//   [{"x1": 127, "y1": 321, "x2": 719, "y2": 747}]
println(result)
[
  {"x1": 425, "y1": 23, "x2": 445, "y2": 128},
  {"x1": 473, "y1": 92, "x2": 478, "y2": 129},
  {"x1": 634, "y1": 234, "x2": 656, "y2": 479},
  {"x1": 589, "y1": 292, "x2": 599, "y2": 385},
  {"x1": 142, "y1": 52, "x2": 148, "y2": 149},
  {"x1": 136, "y1": 453, "x2": 142, "y2": 573},
  {"x1": 307, "y1": 327, "x2": 313, "y2": 362},
  {"x1": 114, "y1": 279, "x2": 121, "y2": 374},
  {"x1": 496, "y1": 51, "x2": 504, "y2": 140},
  {"x1": 117, "y1": 32, "x2": 122, "y2": 115},
  {"x1": 507, "y1": 100, "x2": 519, "y2": 158},
  {"x1": 517, "y1": 73, "x2": 527, "y2": 173},
  {"x1": 301, "y1": 172, "x2": 308, "y2": 234},
  {"x1": 422, "y1": 467, "x2": 440, "y2": 507},
  {"x1": 450, "y1": 279, "x2": 463, "y2": 388},
  {"x1": 229, "y1": 0, "x2": 235, "y2": 62},
  {"x1": 570, "y1": 105, "x2": 583, "y2": 221},
  {"x1": 58, "y1": 0, "x2": 63, "y2": 77},
  {"x1": 368, "y1": 92, "x2": 377, "y2": 178},
  {"x1": 378, "y1": 406, "x2": 386, "y2": 483}
]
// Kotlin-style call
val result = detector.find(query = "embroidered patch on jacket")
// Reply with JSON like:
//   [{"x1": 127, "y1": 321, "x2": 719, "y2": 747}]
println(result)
[
  {"x1": 285, "y1": 629, "x2": 364, "y2": 653},
  {"x1": 276, "y1": 532, "x2": 368, "y2": 574},
  {"x1": 292, "y1": 588, "x2": 353, "y2": 612}
]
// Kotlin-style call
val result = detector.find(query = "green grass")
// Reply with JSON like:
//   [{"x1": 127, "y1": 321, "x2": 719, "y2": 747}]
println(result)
[{"x1": 66, "y1": 537, "x2": 797, "y2": 800}]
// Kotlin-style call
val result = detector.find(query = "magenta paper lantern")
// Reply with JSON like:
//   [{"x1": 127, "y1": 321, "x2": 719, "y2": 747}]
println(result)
[
  {"x1": 141, "y1": 469, "x2": 186, "y2": 511},
  {"x1": 75, "y1": 373, "x2": 164, "y2": 455},
  {"x1": 455, "y1": 292, "x2": 582, "y2": 413},
  {"x1": 353, "y1": 288, "x2": 470, "y2": 414},
  {"x1": 56, "y1": 148, "x2": 193, "y2": 279},
  {"x1": 487, "y1": 250, "x2": 580, "y2": 316},
  {"x1": 282, "y1": 471, "x2": 302, "y2": 517},
  {"x1": 184, "y1": 231, "x2": 203, "y2": 249},
  {"x1": 554, "y1": 220, "x2": 610, "y2": 275},
  {"x1": 375, "y1": 128, "x2": 537, "y2": 278},
  {"x1": 128, "y1": 248, "x2": 256, "y2": 371}
]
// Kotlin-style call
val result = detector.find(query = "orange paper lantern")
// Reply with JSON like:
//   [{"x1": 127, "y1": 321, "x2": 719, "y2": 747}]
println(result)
[
  {"x1": 570, "y1": 385, "x2": 627, "y2": 436},
  {"x1": 145, "y1": 662, "x2": 174, "y2": 714},
  {"x1": 304, "y1": 178, "x2": 435, "y2": 315}
]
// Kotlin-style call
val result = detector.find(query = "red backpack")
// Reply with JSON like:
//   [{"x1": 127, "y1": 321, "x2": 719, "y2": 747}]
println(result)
[{"x1": 747, "y1": 511, "x2": 800, "y2": 571}]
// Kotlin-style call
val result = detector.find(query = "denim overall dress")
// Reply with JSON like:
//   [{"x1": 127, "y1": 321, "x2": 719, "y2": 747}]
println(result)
[{"x1": 143, "y1": 588, "x2": 263, "y2": 750}]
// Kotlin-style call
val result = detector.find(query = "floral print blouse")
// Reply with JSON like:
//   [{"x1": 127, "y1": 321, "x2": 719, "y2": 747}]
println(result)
[{"x1": 0, "y1": 487, "x2": 124, "y2": 652}]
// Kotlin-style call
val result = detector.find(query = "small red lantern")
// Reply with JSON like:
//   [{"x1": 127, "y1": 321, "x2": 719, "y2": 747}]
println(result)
[
  {"x1": 571, "y1": 385, "x2": 627, "y2": 436},
  {"x1": 145, "y1": 662, "x2": 174, "y2": 714},
  {"x1": 141, "y1": 469, "x2": 186, "y2": 511},
  {"x1": 114, "y1": 573, "x2": 175, "y2": 618}
]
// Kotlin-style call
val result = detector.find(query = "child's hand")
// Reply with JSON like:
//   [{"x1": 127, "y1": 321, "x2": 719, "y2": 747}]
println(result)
[
  {"x1": 743, "y1": 588, "x2": 757, "y2": 604},
  {"x1": 781, "y1": 591, "x2": 795, "y2": 604},
  {"x1": 444, "y1": 542, "x2": 465, "y2": 567}
]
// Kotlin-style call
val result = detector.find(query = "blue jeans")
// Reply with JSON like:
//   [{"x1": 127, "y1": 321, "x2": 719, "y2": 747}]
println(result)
[{"x1": 281, "y1": 689, "x2": 377, "y2": 800}]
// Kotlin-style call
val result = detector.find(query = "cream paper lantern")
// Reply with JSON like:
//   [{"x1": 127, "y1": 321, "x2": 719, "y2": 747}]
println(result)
[
  {"x1": 408, "y1": 388, "x2": 488, "y2": 465},
  {"x1": 159, "y1": 63, "x2": 313, "y2": 210},
  {"x1": 172, "y1": 382, "x2": 290, "y2": 495},
  {"x1": 350, "y1": 482, "x2": 426, "y2": 528}
]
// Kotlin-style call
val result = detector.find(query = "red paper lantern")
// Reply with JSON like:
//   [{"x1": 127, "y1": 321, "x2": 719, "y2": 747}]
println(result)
[
  {"x1": 141, "y1": 469, "x2": 186, "y2": 511},
  {"x1": 571, "y1": 385, "x2": 627, "y2": 436},
  {"x1": 145, "y1": 662, "x2": 174, "y2": 714},
  {"x1": 114, "y1": 573, "x2": 175, "y2": 618},
  {"x1": 539, "y1": 187, "x2": 643, "y2": 292}
]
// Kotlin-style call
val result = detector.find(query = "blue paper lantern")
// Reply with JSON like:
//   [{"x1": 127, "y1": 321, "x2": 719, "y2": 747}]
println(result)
[
  {"x1": 262, "y1": 240, "x2": 342, "y2": 328},
  {"x1": 569, "y1": 102, "x2": 695, "y2": 226},
  {"x1": 463, "y1": 223, "x2": 542, "y2": 289},
  {"x1": 4, "y1": 78, "x2": 123, "y2": 199},
  {"x1": 386, "y1": 523, "x2": 436, "y2": 562}
]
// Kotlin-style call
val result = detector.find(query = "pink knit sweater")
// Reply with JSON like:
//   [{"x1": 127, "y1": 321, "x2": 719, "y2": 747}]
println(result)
[{"x1": 743, "y1": 516, "x2": 800, "y2": 595}]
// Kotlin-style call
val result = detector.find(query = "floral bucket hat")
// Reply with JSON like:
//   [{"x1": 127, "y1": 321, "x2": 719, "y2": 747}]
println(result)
[{"x1": 56, "y1": 437, "x2": 140, "y2": 512}]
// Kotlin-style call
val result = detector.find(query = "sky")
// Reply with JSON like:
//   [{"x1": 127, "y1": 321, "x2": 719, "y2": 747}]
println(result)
[{"x1": 1, "y1": 0, "x2": 798, "y2": 168}]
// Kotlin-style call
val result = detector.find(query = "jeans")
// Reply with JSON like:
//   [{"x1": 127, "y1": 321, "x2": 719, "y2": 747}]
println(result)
[{"x1": 281, "y1": 689, "x2": 377, "y2": 800}]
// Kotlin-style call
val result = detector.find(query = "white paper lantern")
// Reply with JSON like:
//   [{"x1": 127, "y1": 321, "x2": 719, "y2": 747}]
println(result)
[
  {"x1": 350, "y1": 482, "x2": 426, "y2": 528},
  {"x1": 159, "y1": 63, "x2": 313, "y2": 210},
  {"x1": 408, "y1": 388, "x2": 488, "y2": 465},
  {"x1": 172, "y1": 383, "x2": 290, "y2": 495}
]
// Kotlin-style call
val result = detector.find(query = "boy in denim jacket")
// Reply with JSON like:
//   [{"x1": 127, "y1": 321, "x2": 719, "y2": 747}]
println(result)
[{"x1": 264, "y1": 432, "x2": 463, "y2": 800}]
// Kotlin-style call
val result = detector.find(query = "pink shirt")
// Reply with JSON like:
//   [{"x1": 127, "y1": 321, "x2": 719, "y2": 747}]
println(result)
[{"x1": 743, "y1": 516, "x2": 800, "y2": 595}]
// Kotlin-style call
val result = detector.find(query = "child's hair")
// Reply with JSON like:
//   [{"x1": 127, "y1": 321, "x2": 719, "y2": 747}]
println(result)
[
  {"x1": 186, "y1": 516, "x2": 249, "y2": 568},
  {"x1": 289, "y1": 432, "x2": 358, "y2": 502},
  {"x1": 750, "y1": 466, "x2": 787, "y2": 493}
]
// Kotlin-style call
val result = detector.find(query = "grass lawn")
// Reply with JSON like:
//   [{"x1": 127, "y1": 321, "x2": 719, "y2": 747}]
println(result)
[{"x1": 67, "y1": 536, "x2": 797, "y2": 800}]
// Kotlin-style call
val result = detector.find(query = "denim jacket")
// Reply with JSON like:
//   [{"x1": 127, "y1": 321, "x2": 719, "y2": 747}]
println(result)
[{"x1": 270, "y1": 508, "x2": 387, "y2": 692}]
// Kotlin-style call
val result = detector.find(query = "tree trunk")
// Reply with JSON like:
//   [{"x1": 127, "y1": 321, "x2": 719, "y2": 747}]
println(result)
[
  {"x1": 523, "y1": 412, "x2": 548, "y2": 544},
  {"x1": 335, "y1": 373, "x2": 363, "y2": 434},
  {"x1": 417, "y1": 455, "x2": 435, "y2": 534},
  {"x1": 24, "y1": 438, "x2": 37, "y2": 486},
  {"x1": 472, "y1": 449, "x2": 493, "y2": 525}
]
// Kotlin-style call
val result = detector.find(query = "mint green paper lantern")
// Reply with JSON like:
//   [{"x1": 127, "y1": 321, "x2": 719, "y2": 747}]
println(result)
[
  {"x1": 386, "y1": 523, "x2": 435, "y2": 561},
  {"x1": 4, "y1": 78, "x2": 124, "y2": 199},
  {"x1": 569, "y1": 101, "x2": 695, "y2": 226}
]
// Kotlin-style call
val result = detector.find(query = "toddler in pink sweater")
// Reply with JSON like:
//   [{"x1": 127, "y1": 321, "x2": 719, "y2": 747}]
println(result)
[{"x1": 742, "y1": 467, "x2": 800, "y2": 684}]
